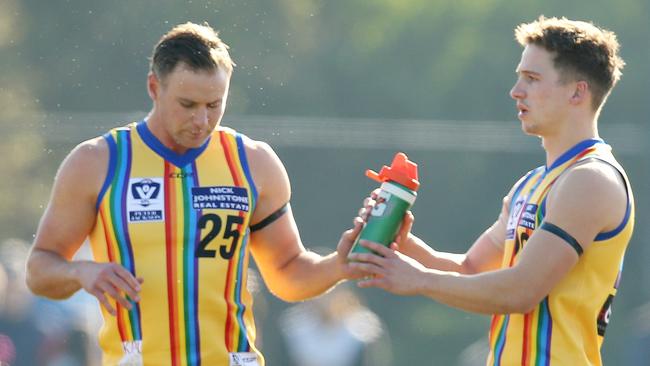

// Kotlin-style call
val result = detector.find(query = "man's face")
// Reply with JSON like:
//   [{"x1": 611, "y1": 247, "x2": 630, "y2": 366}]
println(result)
[
  {"x1": 150, "y1": 63, "x2": 230, "y2": 152},
  {"x1": 510, "y1": 44, "x2": 576, "y2": 137}
]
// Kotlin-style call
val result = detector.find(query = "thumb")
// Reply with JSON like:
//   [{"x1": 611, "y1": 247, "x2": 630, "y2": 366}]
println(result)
[
  {"x1": 339, "y1": 217, "x2": 364, "y2": 254},
  {"x1": 395, "y1": 211, "x2": 414, "y2": 245},
  {"x1": 346, "y1": 217, "x2": 364, "y2": 239}
]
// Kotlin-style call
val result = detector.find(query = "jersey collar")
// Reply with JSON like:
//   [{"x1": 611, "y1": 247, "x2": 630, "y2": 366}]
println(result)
[{"x1": 136, "y1": 120, "x2": 211, "y2": 168}]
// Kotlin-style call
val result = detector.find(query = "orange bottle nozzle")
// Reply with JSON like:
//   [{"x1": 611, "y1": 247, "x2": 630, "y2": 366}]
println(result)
[{"x1": 365, "y1": 152, "x2": 420, "y2": 191}]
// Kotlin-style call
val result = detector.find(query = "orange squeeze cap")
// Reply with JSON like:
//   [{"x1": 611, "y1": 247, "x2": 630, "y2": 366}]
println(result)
[{"x1": 365, "y1": 152, "x2": 420, "y2": 191}]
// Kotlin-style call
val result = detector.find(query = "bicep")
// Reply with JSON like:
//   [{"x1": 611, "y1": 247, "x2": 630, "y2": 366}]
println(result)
[
  {"x1": 508, "y1": 229, "x2": 579, "y2": 304},
  {"x1": 33, "y1": 141, "x2": 106, "y2": 259},
  {"x1": 249, "y1": 204, "x2": 305, "y2": 275},
  {"x1": 246, "y1": 140, "x2": 305, "y2": 274}
]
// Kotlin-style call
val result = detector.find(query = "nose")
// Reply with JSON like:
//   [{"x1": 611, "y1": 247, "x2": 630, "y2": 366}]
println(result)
[
  {"x1": 192, "y1": 107, "x2": 209, "y2": 128},
  {"x1": 510, "y1": 79, "x2": 525, "y2": 100}
]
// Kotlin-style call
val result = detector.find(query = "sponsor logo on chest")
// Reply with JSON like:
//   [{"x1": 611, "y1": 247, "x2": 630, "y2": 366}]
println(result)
[
  {"x1": 506, "y1": 197, "x2": 538, "y2": 239},
  {"x1": 519, "y1": 203, "x2": 538, "y2": 230},
  {"x1": 126, "y1": 179, "x2": 250, "y2": 223},
  {"x1": 192, "y1": 186, "x2": 250, "y2": 211}
]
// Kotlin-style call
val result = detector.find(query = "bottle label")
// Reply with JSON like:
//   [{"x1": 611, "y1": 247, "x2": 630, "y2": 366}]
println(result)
[
  {"x1": 379, "y1": 182, "x2": 416, "y2": 204},
  {"x1": 349, "y1": 181, "x2": 416, "y2": 256}
]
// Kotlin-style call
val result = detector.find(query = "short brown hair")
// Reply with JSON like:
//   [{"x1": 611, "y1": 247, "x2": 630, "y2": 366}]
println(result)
[
  {"x1": 515, "y1": 16, "x2": 624, "y2": 110},
  {"x1": 150, "y1": 22, "x2": 235, "y2": 81}
]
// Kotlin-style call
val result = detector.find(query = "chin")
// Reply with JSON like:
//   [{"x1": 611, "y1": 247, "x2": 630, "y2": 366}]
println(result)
[
  {"x1": 520, "y1": 120, "x2": 540, "y2": 136},
  {"x1": 184, "y1": 140, "x2": 206, "y2": 149}
]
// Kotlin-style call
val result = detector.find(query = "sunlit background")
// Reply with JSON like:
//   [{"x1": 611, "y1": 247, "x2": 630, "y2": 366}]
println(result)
[{"x1": 1, "y1": 0, "x2": 648, "y2": 365}]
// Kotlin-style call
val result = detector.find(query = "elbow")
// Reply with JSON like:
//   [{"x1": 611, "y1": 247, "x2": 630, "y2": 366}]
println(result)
[
  {"x1": 25, "y1": 265, "x2": 44, "y2": 297},
  {"x1": 275, "y1": 293, "x2": 304, "y2": 303},
  {"x1": 267, "y1": 285, "x2": 308, "y2": 303},
  {"x1": 25, "y1": 255, "x2": 38, "y2": 293},
  {"x1": 25, "y1": 256, "x2": 46, "y2": 297},
  {"x1": 24, "y1": 251, "x2": 70, "y2": 300},
  {"x1": 501, "y1": 290, "x2": 544, "y2": 314}
]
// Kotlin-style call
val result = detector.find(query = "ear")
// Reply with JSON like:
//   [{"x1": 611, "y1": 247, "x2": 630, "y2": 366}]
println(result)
[
  {"x1": 569, "y1": 81, "x2": 589, "y2": 105},
  {"x1": 147, "y1": 72, "x2": 159, "y2": 101}
]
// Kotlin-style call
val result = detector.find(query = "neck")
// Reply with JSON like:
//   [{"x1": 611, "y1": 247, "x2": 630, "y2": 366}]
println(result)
[
  {"x1": 541, "y1": 114, "x2": 599, "y2": 167},
  {"x1": 145, "y1": 109, "x2": 189, "y2": 154}
]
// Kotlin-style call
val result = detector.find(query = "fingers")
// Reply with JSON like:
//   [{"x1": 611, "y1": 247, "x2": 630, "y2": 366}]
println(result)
[
  {"x1": 113, "y1": 266, "x2": 142, "y2": 300},
  {"x1": 90, "y1": 289, "x2": 117, "y2": 316},
  {"x1": 109, "y1": 272, "x2": 140, "y2": 303},
  {"x1": 358, "y1": 198, "x2": 375, "y2": 220},
  {"x1": 98, "y1": 281, "x2": 133, "y2": 310},
  {"x1": 80, "y1": 262, "x2": 143, "y2": 317},
  {"x1": 359, "y1": 189, "x2": 381, "y2": 221},
  {"x1": 348, "y1": 261, "x2": 387, "y2": 277},
  {"x1": 357, "y1": 277, "x2": 384, "y2": 289},
  {"x1": 360, "y1": 240, "x2": 396, "y2": 257}
]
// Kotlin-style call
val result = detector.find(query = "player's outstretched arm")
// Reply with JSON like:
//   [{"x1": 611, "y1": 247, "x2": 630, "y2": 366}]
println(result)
[
  {"x1": 26, "y1": 138, "x2": 142, "y2": 316},
  {"x1": 379, "y1": 179, "x2": 518, "y2": 275},
  {"x1": 350, "y1": 161, "x2": 627, "y2": 314},
  {"x1": 246, "y1": 140, "x2": 365, "y2": 302}
]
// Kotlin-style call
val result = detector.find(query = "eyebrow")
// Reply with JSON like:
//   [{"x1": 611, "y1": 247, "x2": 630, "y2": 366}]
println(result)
[
  {"x1": 178, "y1": 97, "x2": 222, "y2": 105},
  {"x1": 516, "y1": 69, "x2": 542, "y2": 77}
]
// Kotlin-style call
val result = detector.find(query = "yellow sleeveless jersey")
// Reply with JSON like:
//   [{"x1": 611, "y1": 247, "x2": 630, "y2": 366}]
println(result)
[
  {"x1": 88, "y1": 121, "x2": 264, "y2": 366},
  {"x1": 487, "y1": 139, "x2": 634, "y2": 366}
]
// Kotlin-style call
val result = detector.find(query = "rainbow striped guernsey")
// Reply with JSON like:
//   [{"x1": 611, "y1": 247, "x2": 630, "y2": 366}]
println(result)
[
  {"x1": 89, "y1": 121, "x2": 263, "y2": 366},
  {"x1": 487, "y1": 139, "x2": 634, "y2": 366}
]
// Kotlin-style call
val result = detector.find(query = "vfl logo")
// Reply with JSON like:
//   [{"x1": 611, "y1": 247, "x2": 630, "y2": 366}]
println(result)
[
  {"x1": 131, "y1": 179, "x2": 161, "y2": 207},
  {"x1": 127, "y1": 178, "x2": 165, "y2": 223}
]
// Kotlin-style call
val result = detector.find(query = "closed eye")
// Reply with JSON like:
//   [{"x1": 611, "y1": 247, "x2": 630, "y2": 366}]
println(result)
[{"x1": 180, "y1": 100, "x2": 195, "y2": 108}]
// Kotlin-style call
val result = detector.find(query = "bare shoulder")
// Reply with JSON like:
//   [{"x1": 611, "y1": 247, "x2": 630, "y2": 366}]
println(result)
[
  {"x1": 547, "y1": 159, "x2": 627, "y2": 231},
  {"x1": 69, "y1": 136, "x2": 108, "y2": 163},
  {"x1": 241, "y1": 137, "x2": 291, "y2": 220},
  {"x1": 56, "y1": 136, "x2": 110, "y2": 199},
  {"x1": 242, "y1": 137, "x2": 282, "y2": 168},
  {"x1": 555, "y1": 160, "x2": 626, "y2": 200}
]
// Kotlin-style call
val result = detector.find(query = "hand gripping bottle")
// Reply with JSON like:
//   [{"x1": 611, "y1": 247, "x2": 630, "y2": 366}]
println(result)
[{"x1": 349, "y1": 152, "x2": 420, "y2": 257}]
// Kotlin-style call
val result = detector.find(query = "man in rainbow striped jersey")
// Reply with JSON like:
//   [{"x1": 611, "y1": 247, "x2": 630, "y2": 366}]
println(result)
[
  {"x1": 349, "y1": 16, "x2": 633, "y2": 366},
  {"x1": 26, "y1": 22, "x2": 368, "y2": 366}
]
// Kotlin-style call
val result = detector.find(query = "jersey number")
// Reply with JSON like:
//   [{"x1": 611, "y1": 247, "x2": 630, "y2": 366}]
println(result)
[{"x1": 197, "y1": 214, "x2": 244, "y2": 259}]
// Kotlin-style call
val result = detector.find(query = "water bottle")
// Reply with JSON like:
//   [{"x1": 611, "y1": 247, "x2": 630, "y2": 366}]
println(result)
[{"x1": 349, "y1": 152, "x2": 420, "y2": 257}]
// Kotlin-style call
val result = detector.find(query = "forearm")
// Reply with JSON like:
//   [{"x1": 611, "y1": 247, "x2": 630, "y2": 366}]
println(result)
[
  {"x1": 26, "y1": 249, "x2": 84, "y2": 299},
  {"x1": 418, "y1": 267, "x2": 536, "y2": 314},
  {"x1": 265, "y1": 251, "x2": 344, "y2": 302},
  {"x1": 402, "y1": 235, "x2": 469, "y2": 273}
]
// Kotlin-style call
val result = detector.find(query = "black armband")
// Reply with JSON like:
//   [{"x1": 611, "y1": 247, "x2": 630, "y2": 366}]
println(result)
[
  {"x1": 250, "y1": 202, "x2": 289, "y2": 232},
  {"x1": 539, "y1": 222, "x2": 583, "y2": 256}
]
